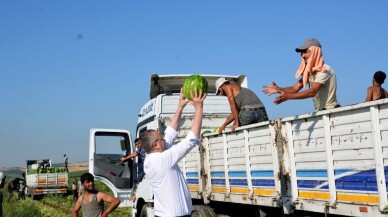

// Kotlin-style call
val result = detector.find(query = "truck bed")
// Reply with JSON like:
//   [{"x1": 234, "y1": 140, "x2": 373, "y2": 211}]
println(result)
[{"x1": 180, "y1": 99, "x2": 388, "y2": 217}]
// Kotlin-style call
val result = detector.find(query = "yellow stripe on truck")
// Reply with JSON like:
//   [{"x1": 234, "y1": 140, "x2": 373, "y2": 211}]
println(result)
[
  {"x1": 253, "y1": 188, "x2": 277, "y2": 196},
  {"x1": 210, "y1": 187, "x2": 276, "y2": 196},
  {"x1": 337, "y1": 193, "x2": 379, "y2": 204},
  {"x1": 299, "y1": 190, "x2": 379, "y2": 204},
  {"x1": 188, "y1": 185, "x2": 200, "y2": 191},
  {"x1": 211, "y1": 186, "x2": 227, "y2": 193},
  {"x1": 299, "y1": 191, "x2": 330, "y2": 200},
  {"x1": 230, "y1": 187, "x2": 249, "y2": 194}
]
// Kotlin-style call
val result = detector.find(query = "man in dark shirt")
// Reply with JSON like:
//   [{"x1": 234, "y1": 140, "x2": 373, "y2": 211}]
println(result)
[
  {"x1": 215, "y1": 77, "x2": 268, "y2": 132},
  {"x1": 120, "y1": 138, "x2": 146, "y2": 183}
]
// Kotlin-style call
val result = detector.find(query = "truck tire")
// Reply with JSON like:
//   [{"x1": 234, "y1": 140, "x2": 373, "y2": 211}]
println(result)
[
  {"x1": 26, "y1": 187, "x2": 36, "y2": 200},
  {"x1": 140, "y1": 204, "x2": 152, "y2": 217},
  {"x1": 256, "y1": 206, "x2": 284, "y2": 217},
  {"x1": 191, "y1": 205, "x2": 215, "y2": 217}
]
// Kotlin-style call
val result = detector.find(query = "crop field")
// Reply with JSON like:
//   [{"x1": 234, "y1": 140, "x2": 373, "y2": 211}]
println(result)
[{"x1": 0, "y1": 169, "x2": 131, "y2": 217}]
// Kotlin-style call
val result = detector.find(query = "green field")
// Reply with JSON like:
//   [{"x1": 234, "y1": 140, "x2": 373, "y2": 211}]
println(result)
[{"x1": 0, "y1": 170, "x2": 131, "y2": 216}]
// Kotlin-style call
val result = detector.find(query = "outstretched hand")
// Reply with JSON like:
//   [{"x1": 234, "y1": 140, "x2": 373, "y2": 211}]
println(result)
[
  {"x1": 188, "y1": 89, "x2": 207, "y2": 108},
  {"x1": 262, "y1": 81, "x2": 279, "y2": 96},
  {"x1": 178, "y1": 88, "x2": 190, "y2": 108},
  {"x1": 273, "y1": 93, "x2": 288, "y2": 104}
]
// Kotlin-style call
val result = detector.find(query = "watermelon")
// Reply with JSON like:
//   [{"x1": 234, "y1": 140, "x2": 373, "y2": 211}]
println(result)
[
  {"x1": 182, "y1": 74, "x2": 208, "y2": 100},
  {"x1": 201, "y1": 130, "x2": 212, "y2": 137}
]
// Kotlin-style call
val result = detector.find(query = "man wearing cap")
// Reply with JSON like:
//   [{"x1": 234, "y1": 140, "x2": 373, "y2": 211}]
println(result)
[
  {"x1": 216, "y1": 77, "x2": 268, "y2": 133},
  {"x1": 262, "y1": 38, "x2": 339, "y2": 111}
]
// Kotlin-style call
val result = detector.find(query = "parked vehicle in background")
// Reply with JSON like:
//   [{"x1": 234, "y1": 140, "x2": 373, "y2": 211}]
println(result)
[{"x1": 25, "y1": 159, "x2": 68, "y2": 197}]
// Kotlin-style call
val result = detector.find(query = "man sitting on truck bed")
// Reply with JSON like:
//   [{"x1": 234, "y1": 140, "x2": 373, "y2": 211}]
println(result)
[
  {"x1": 140, "y1": 88, "x2": 206, "y2": 217},
  {"x1": 215, "y1": 77, "x2": 268, "y2": 132}
]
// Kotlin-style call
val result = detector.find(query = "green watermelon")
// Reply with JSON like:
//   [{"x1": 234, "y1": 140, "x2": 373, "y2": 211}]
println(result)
[
  {"x1": 182, "y1": 74, "x2": 208, "y2": 100},
  {"x1": 201, "y1": 130, "x2": 212, "y2": 137}
]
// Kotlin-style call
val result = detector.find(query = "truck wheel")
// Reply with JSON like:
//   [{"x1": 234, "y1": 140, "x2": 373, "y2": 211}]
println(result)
[
  {"x1": 25, "y1": 187, "x2": 29, "y2": 196},
  {"x1": 256, "y1": 207, "x2": 284, "y2": 217},
  {"x1": 191, "y1": 205, "x2": 215, "y2": 217},
  {"x1": 140, "y1": 204, "x2": 151, "y2": 217},
  {"x1": 30, "y1": 188, "x2": 36, "y2": 200}
]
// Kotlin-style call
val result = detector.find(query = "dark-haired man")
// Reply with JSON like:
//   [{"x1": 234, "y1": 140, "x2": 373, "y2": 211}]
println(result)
[
  {"x1": 120, "y1": 138, "x2": 146, "y2": 183},
  {"x1": 216, "y1": 77, "x2": 268, "y2": 133},
  {"x1": 365, "y1": 71, "x2": 388, "y2": 101},
  {"x1": 72, "y1": 172, "x2": 120, "y2": 217}
]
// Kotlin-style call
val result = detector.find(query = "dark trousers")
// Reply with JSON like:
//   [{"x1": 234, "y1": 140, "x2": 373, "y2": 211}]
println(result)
[
  {"x1": 239, "y1": 107, "x2": 268, "y2": 126},
  {"x1": 0, "y1": 191, "x2": 3, "y2": 217},
  {"x1": 72, "y1": 190, "x2": 78, "y2": 202}
]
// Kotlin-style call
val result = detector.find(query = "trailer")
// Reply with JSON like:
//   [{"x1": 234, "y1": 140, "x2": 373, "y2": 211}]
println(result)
[
  {"x1": 180, "y1": 99, "x2": 388, "y2": 217},
  {"x1": 25, "y1": 159, "x2": 68, "y2": 197}
]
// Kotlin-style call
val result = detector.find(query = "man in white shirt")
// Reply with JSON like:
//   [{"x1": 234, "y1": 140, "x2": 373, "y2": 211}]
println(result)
[{"x1": 140, "y1": 88, "x2": 206, "y2": 217}]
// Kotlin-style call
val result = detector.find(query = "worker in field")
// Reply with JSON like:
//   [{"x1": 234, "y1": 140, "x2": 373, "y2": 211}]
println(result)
[
  {"x1": 37, "y1": 160, "x2": 45, "y2": 173},
  {"x1": 72, "y1": 178, "x2": 78, "y2": 202},
  {"x1": 18, "y1": 181, "x2": 26, "y2": 200},
  {"x1": 263, "y1": 38, "x2": 340, "y2": 111},
  {"x1": 72, "y1": 172, "x2": 120, "y2": 217},
  {"x1": 215, "y1": 77, "x2": 268, "y2": 132},
  {"x1": 0, "y1": 187, "x2": 3, "y2": 217},
  {"x1": 120, "y1": 138, "x2": 146, "y2": 183},
  {"x1": 7, "y1": 181, "x2": 13, "y2": 201},
  {"x1": 64, "y1": 154, "x2": 68, "y2": 172},
  {"x1": 77, "y1": 179, "x2": 84, "y2": 197}
]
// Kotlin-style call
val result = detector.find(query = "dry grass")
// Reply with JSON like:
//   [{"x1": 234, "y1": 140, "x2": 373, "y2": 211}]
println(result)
[{"x1": 67, "y1": 162, "x2": 89, "y2": 172}]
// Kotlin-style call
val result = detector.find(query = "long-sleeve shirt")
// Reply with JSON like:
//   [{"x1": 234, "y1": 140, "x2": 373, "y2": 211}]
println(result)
[{"x1": 144, "y1": 126, "x2": 200, "y2": 217}]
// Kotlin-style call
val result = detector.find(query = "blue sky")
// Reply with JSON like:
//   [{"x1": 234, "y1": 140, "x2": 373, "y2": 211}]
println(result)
[{"x1": 1, "y1": 1, "x2": 387, "y2": 168}]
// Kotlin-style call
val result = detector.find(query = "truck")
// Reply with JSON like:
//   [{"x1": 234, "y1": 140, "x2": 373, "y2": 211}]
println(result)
[
  {"x1": 90, "y1": 74, "x2": 388, "y2": 216},
  {"x1": 88, "y1": 74, "x2": 243, "y2": 208},
  {"x1": 25, "y1": 159, "x2": 68, "y2": 197}
]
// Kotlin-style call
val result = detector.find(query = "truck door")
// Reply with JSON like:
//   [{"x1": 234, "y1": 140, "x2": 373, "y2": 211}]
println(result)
[{"x1": 89, "y1": 128, "x2": 135, "y2": 207}]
